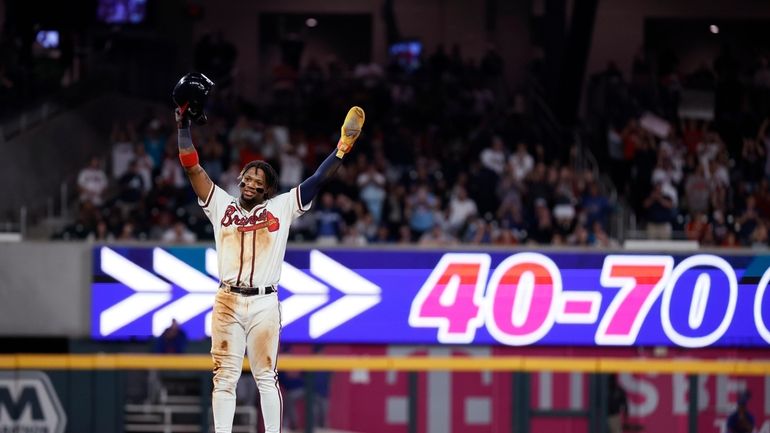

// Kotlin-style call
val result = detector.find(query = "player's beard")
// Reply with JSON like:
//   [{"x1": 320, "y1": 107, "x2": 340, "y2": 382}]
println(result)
[{"x1": 240, "y1": 188, "x2": 265, "y2": 209}]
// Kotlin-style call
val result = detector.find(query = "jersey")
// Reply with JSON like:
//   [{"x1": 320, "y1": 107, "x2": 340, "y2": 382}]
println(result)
[{"x1": 200, "y1": 184, "x2": 311, "y2": 287}]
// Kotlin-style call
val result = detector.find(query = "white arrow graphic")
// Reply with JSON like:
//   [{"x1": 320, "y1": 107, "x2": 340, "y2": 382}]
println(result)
[
  {"x1": 308, "y1": 250, "x2": 381, "y2": 338},
  {"x1": 279, "y1": 261, "x2": 329, "y2": 326},
  {"x1": 99, "y1": 247, "x2": 172, "y2": 336},
  {"x1": 194, "y1": 248, "x2": 379, "y2": 337},
  {"x1": 151, "y1": 248, "x2": 218, "y2": 336}
]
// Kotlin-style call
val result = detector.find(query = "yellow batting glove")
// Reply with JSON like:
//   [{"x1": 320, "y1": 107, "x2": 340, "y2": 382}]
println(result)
[{"x1": 336, "y1": 106, "x2": 365, "y2": 158}]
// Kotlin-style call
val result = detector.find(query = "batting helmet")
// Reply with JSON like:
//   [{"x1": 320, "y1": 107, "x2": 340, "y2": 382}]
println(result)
[{"x1": 172, "y1": 72, "x2": 215, "y2": 125}]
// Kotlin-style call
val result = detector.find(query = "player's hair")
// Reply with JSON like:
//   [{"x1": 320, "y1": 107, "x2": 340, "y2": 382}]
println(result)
[{"x1": 239, "y1": 160, "x2": 278, "y2": 199}]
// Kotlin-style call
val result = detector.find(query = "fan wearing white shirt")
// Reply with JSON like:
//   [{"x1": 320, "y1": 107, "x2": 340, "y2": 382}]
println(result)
[{"x1": 509, "y1": 142, "x2": 534, "y2": 182}]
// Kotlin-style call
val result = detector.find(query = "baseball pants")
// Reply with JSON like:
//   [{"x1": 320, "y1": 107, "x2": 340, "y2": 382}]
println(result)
[{"x1": 210, "y1": 290, "x2": 282, "y2": 433}]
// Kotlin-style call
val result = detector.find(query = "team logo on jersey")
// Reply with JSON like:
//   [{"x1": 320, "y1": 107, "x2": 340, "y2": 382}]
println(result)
[{"x1": 220, "y1": 206, "x2": 280, "y2": 233}]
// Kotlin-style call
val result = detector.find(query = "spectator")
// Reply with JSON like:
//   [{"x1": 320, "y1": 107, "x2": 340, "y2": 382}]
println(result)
[
  {"x1": 711, "y1": 210, "x2": 730, "y2": 245},
  {"x1": 117, "y1": 160, "x2": 146, "y2": 206},
  {"x1": 315, "y1": 193, "x2": 343, "y2": 245},
  {"x1": 684, "y1": 164, "x2": 710, "y2": 215},
  {"x1": 553, "y1": 204, "x2": 576, "y2": 240},
  {"x1": 200, "y1": 136, "x2": 225, "y2": 182},
  {"x1": 341, "y1": 225, "x2": 368, "y2": 246},
  {"x1": 336, "y1": 194, "x2": 358, "y2": 228},
  {"x1": 750, "y1": 222, "x2": 769, "y2": 249},
  {"x1": 465, "y1": 217, "x2": 493, "y2": 244},
  {"x1": 726, "y1": 391, "x2": 755, "y2": 433},
  {"x1": 117, "y1": 222, "x2": 138, "y2": 240},
  {"x1": 278, "y1": 144, "x2": 304, "y2": 192},
  {"x1": 373, "y1": 225, "x2": 391, "y2": 243},
  {"x1": 357, "y1": 163, "x2": 387, "y2": 224},
  {"x1": 643, "y1": 181, "x2": 674, "y2": 240},
  {"x1": 219, "y1": 161, "x2": 242, "y2": 197},
  {"x1": 526, "y1": 163, "x2": 552, "y2": 208},
  {"x1": 158, "y1": 147, "x2": 187, "y2": 189},
  {"x1": 419, "y1": 225, "x2": 455, "y2": 246},
  {"x1": 509, "y1": 142, "x2": 534, "y2": 183},
  {"x1": 754, "y1": 179, "x2": 770, "y2": 217},
  {"x1": 133, "y1": 144, "x2": 155, "y2": 193},
  {"x1": 143, "y1": 118, "x2": 166, "y2": 167},
  {"x1": 480, "y1": 135, "x2": 507, "y2": 175},
  {"x1": 554, "y1": 166, "x2": 578, "y2": 207},
  {"x1": 228, "y1": 115, "x2": 261, "y2": 146},
  {"x1": 153, "y1": 319, "x2": 188, "y2": 354},
  {"x1": 447, "y1": 185, "x2": 478, "y2": 234},
  {"x1": 737, "y1": 196, "x2": 761, "y2": 245},
  {"x1": 582, "y1": 182, "x2": 611, "y2": 229},
  {"x1": 722, "y1": 231, "x2": 740, "y2": 248},
  {"x1": 161, "y1": 221, "x2": 197, "y2": 244},
  {"x1": 681, "y1": 118, "x2": 705, "y2": 155},
  {"x1": 493, "y1": 227, "x2": 517, "y2": 245},
  {"x1": 77, "y1": 156, "x2": 108, "y2": 206},
  {"x1": 396, "y1": 224, "x2": 412, "y2": 244},
  {"x1": 740, "y1": 137, "x2": 765, "y2": 186},
  {"x1": 89, "y1": 220, "x2": 115, "y2": 242},
  {"x1": 569, "y1": 224, "x2": 591, "y2": 246},
  {"x1": 111, "y1": 122, "x2": 136, "y2": 179},
  {"x1": 529, "y1": 199, "x2": 554, "y2": 244},
  {"x1": 651, "y1": 147, "x2": 683, "y2": 191},
  {"x1": 406, "y1": 184, "x2": 439, "y2": 238},
  {"x1": 685, "y1": 212, "x2": 710, "y2": 242},
  {"x1": 591, "y1": 221, "x2": 619, "y2": 248}
]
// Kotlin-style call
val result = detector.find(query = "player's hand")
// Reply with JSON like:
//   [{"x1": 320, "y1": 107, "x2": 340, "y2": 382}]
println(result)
[
  {"x1": 336, "y1": 106, "x2": 365, "y2": 158},
  {"x1": 175, "y1": 107, "x2": 190, "y2": 129}
]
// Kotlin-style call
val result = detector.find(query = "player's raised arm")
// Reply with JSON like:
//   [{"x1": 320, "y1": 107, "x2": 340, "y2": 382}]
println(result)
[
  {"x1": 172, "y1": 72, "x2": 216, "y2": 202},
  {"x1": 176, "y1": 109, "x2": 213, "y2": 201},
  {"x1": 298, "y1": 106, "x2": 365, "y2": 206}
]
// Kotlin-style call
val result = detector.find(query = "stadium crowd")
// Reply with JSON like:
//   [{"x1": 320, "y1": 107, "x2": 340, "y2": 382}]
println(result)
[
  {"x1": 588, "y1": 46, "x2": 770, "y2": 246},
  {"x1": 58, "y1": 39, "x2": 770, "y2": 248},
  {"x1": 59, "y1": 44, "x2": 617, "y2": 247}
]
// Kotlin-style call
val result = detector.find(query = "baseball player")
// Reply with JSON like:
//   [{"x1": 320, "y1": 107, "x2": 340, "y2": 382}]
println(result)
[{"x1": 172, "y1": 72, "x2": 365, "y2": 433}]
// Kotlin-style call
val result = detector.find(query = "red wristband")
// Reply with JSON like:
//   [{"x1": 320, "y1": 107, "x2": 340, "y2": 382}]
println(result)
[{"x1": 179, "y1": 150, "x2": 199, "y2": 168}]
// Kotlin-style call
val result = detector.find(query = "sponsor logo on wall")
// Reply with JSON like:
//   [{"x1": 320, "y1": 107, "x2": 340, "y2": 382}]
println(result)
[{"x1": 0, "y1": 371, "x2": 66, "y2": 433}]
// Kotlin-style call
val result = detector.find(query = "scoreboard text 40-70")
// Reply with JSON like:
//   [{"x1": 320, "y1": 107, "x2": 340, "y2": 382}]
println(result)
[{"x1": 92, "y1": 247, "x2": 770, "y2": 347}]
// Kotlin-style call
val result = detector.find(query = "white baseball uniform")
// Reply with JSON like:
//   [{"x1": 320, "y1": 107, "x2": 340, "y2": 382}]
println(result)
[{"x1": 200, "y1": 183, "x2": 310, "y2": 433}]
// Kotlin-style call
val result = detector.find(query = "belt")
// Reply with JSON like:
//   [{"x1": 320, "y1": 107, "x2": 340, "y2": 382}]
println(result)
[{"x1": 220, "y1": 283, "x2": 277, "y2": 296}]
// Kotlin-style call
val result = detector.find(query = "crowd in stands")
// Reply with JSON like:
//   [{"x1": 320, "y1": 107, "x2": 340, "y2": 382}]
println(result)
[
  {"x1": 58, "y1": 43, "x2": 616, "y2": 247},
  {"x1": 587, "y1": 45, "x2": 770, "y2": 247},
  {"x1": 60, "y1": 39, "x2": 770, "y2": 248}
]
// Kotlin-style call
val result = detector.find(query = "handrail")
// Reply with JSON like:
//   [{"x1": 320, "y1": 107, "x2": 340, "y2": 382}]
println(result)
[{"x1": 1, "y1": 354, "x2": 768, "y2": 375}]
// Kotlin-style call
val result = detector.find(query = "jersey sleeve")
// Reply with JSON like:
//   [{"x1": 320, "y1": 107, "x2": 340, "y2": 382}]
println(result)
[
  {"x1": 199, "y1": 184, "x2": 233, "y2": 223},
  {"x1": 277, "y1": 186, "x2": 312, "y2": 223}
]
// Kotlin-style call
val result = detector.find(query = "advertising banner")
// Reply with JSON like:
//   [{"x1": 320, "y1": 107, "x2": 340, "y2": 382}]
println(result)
[
  {"x1": 316, "y1": 345, "x2": 770, "y2": 433},
  {"x1": 91, "y1": 246, "x2": 770, "y2": 347},
  {"x1": 0, "y1": 371, "x2": 66, "y2": 433}
]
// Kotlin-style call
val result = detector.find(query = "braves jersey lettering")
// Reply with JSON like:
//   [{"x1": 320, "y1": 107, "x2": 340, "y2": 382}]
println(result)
[
  {"x1": 200, "y1": 185, "x2": 310, "y2": 287},
  {"x1": 220, "y1": 206, "x2": 281, "y2": 232}
]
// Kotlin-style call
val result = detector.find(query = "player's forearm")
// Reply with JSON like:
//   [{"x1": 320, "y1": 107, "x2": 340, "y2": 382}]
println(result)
[
  {"x1": 299, "y1": 151, "x2": 343, "y2": 205},
  {"x1": 178, "y1": 127, "x2": 195, "y2": 154},
  {"x1": 178, "y1": 126, "x2": 213, "y2": 199},
  {"x1": 178, "y1": 127, "x2": 200, "y2": 168}
]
